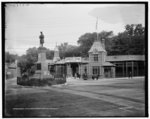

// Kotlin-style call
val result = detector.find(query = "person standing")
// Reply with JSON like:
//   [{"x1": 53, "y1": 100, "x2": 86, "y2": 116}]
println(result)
[{"x1": 129, "y1": 71, "x2": 132, "y2": 79}]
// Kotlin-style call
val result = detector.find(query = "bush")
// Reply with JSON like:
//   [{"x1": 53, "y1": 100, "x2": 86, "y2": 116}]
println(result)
[
  {"x1": 55, "y1": 78, "x2": 66, "y2": 84},
  {"x1": 82, "y1": 73, "x2": 88, "y2": 80},
  {"x1": 17, "y1": 76, "x2": 66, "y2": 86},
  {"x1": 92, "y1": 75, "x2": 99, "y2": 80}
]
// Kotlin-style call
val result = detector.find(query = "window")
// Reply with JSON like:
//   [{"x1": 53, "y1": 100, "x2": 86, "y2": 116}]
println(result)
[
  {"x1": 49, "y1": 65, "x2": 55, "y2": 73},
  {"x1": 94, "y1": 54, "x2": 98, "y2": 62},
  {"x1": 93, "y1": 66, "x2": 100, "y2": 75},
  {"x1": 37, "y1": 63, "x2": 41, "y2": 70}
]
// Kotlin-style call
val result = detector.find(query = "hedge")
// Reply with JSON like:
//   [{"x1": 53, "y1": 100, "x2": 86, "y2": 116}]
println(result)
[{"x1": 17, "y1": 76, "x2": 66, "y2": 86}]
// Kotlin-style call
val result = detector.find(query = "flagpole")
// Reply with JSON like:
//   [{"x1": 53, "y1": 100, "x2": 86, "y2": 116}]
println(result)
[{"x1": 96, "y1": 17, "x2": 99, "y2": 41}]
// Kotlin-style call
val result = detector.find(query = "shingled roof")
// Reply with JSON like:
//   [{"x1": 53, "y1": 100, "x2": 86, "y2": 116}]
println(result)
[
  {"x1": 88, "y1": 40, "x2": 106, "y2": 53},
  {"x1": 106, "y1": 55, "x2": 145, "y2": 62},
  {"x1": 102, "y1": 62, "x2": 115, "y2": 66}
]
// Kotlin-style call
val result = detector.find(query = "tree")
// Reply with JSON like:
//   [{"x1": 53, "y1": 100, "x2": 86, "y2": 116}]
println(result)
[
  {"x1": 46, "y1": 49, "x2": 54, "y2": 59},
  {"x1": 111, "y1": 24, "x2": 145, "y2": 55},
  {"x1": 18, "y1": 55, "x2": 28, "y2": 75},
  {"x1": 58, "y1": 42, "x2": 69, "y2": 58},
  {"x1": 18, "y1": 47, "x2": 54, "y2": 75},
  {"x1": 58, "y1": 43, "x2": 80, "y2": 58},
  {"x1": 125, "y1": 24, "x2": 145, "y2": 36},
  {"x1": 110, "y1": 32, "x2": 131, "y2": 55},
  {"x1": 5, "y1": 52, "x2": 18, "y2": 63},
  {"x1": 77, "y1": 31, "x2": 114, "y2": 56},
  {"x1": 26, "y1": 47, "x2": 38, "y2": 66}
]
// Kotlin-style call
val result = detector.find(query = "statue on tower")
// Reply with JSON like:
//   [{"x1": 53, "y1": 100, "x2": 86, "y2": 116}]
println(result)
[{"x1": 39, "y1": 32, "x2": 44, "y2": 47}]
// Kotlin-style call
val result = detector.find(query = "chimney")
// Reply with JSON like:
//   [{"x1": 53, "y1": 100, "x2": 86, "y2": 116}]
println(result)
[{"x1": 101, "y1": 39, "x2": 105, "y2": 49}]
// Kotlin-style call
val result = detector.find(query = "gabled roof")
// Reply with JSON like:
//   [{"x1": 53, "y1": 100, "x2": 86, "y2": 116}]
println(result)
[
  {"x1": 103, "y1": 62, "x2": 115, "y2": 66},
  {"x1": 106, "y1": 55, "x2": 145, "y2": 62},
  {"x1": 55, "y1": 59, "x2": 65, "y2": 64},
  {"x1": 88, "y1": 40, "x2": 106, "y2": 53}
]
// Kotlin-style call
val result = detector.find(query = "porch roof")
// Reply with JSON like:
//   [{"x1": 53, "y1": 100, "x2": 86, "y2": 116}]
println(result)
[
  {"x1": 65, "y1": 57, "x2": 88, "y2": 63},
  {"x1": 106, "y1": 55, "x2": 145, "y2": 62},
  {"x1": 103, "y1": 62, "x2": 115, "y2": 66},
  {"x1": 36, "y1": 60, "x2": 54, "y2": 65},
  {"x1": 55, "y1": 59, "x2": 65, "y2": 64}
]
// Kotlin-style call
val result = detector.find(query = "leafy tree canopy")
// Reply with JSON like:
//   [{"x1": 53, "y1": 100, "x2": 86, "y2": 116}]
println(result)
[
  {"x1": 77, "y1": 31, "x2": 114, "y2": 56},
  {"x1": 111, "y1": 24, "x2": 145, "y2": 55},
  {"x1": 5, "y1": 52, "x2": 18, "y2": 63},
  {"x1": 76, "y1": 24, "x2": 145, "y2": 56},
  {"x1": 18, "y1": 47, "x2": 54, "y2": 74},
  {"x1": 58, "y1": 43, "x2": 80, "y2": 58}
]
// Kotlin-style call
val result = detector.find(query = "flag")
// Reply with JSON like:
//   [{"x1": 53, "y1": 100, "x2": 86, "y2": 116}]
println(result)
[{"x1": 96, "y1": 17, "x2": 98, "y2": 30}]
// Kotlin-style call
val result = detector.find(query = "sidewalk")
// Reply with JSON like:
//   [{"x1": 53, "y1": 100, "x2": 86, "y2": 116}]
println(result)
[
  {"x1": 52, "y1": 76, "x2": 145, "y2": 87},
  {"x1": 67, "y1": 76, "x2": 144, "y2": 81}
]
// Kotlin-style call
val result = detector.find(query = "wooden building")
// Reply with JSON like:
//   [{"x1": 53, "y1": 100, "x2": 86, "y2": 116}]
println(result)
[
  {"x1": 107, "y1": 55, "x2": 145, "y2": 77},
  {"x1": 33, "y1": 35, "x2": 145, "y2": 79},
  {"x1": 5, "y1": 62, "x2": 18, "y2": 79},
  {"x1": 51, "y1": 39, "x2": 145, "y2": 78}
]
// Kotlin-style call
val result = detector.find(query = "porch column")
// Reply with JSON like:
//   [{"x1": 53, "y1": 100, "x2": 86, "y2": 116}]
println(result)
[
  {"x1": 122, "y1": 63, "x2": 125, "y2": 77},
  {"x1": 67, "y1": 64, "x2": 72, "y2": 77},
  {"x1": 111, "y1": 67, "x2": 115, "y2": 78},
  {"x1": 132, "y1": 61, "x2": 134, "y2": 77},
  {"x1": 126, "y1": 61, "x2": 128, "y2": 77},
  {"x1": 101, "y1": 66, "x2": 104, "y2": 78},
  {"x1": 77, "y1": 63, "x2": 79, "y2": 74},
  {"x1": 137, "y1": 62, "x2": 139, "y2": 76},
  {"x1": 80, "y1": 64, "x2": 83, "y2": 78},
  {"x1": 55, "y1": 65, "x2": 59, "y2": 76},
  {"x1": 78, "y1": 64, "x2": 81, "y2": 75}
]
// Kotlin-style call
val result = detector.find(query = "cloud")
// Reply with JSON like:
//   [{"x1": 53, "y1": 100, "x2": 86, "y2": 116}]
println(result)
[{"x1": 89, "y1": 4, "x2": 145, "y2": 25}]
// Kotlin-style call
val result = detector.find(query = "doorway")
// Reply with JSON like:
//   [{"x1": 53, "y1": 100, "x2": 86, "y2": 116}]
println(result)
[
  {"x1": 71, "y1": 63, "x2": 78, "y2": 77},
  {"x1": 104, "y1": 67, "x2": 111, "y2": 78}
]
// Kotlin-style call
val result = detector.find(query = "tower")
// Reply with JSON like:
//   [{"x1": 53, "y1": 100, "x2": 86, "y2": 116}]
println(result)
[
  {"x1": 53, "y1": 44, "x2": 60, "y2": 62},
  {"x1": 88, "y1": 39, "x2": 107, "y2": 78}
]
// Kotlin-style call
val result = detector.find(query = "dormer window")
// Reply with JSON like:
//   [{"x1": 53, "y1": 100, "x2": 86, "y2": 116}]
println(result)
[{"x1": 94, "y1": 54, "x2": 98, "y2": 62}]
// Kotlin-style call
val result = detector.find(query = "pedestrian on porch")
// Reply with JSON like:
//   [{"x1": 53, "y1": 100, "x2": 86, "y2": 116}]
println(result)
[{"x1": 128, "y1": 71, "x2": 132, "y2": 79}]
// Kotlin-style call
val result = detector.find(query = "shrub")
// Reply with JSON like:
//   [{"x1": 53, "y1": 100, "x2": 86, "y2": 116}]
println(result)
[{"x1": 17, "y1": 76, "x2": 66, "y2": 86}]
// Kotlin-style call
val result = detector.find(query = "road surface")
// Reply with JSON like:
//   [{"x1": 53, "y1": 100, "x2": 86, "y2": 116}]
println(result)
[{"x1": 4, "y1": 77, "x2": 146, "y2": 117}]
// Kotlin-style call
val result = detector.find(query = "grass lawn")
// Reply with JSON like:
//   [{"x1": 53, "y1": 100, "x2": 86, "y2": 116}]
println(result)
[{"x1": 5, "y1": 89, "x2": 122, "y2": 117}]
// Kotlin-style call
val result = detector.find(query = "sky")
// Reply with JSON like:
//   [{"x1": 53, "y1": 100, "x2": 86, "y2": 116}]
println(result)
[{"x1": 5, "y1": 3, "x2": 145, "y2": 56}]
